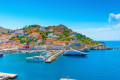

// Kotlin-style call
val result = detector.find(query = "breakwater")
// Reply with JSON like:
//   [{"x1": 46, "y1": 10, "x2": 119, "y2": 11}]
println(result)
[
  {"x1": 0, "y1": 72, "x2": 17, "y2": 80},
  {"x1": 45, "y1": 50, "x2": 64, "y2": 63}
]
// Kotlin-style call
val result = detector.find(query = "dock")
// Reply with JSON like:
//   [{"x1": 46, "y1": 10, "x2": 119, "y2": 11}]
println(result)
[
  {"x1": 45, "y1": 50, "x2": 64, "y2": 63},
  {"x1": 0, "y1": 72, "x2": 17, "y2": 80}
]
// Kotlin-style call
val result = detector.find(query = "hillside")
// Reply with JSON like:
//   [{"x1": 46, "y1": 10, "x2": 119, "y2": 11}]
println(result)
[
  {"x1": 20, "y1": 24, "x2": 99, "y2": 46},
  {"x1": 0, "y1": 26, "x2": 9, "y2": 34},
  {"x1": 0, "y1": 24, "x2": 106, "y2": 50}
]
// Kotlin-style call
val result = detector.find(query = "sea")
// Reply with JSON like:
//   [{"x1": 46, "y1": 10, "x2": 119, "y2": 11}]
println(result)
[{"x1": 0, "y1": 41, "x2": 120, "y2": 80}]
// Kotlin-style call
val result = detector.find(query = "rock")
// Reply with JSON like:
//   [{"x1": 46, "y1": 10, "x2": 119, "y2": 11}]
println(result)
[{"x1": 91, "y1": 45, "x2": 113, "y2": 50}]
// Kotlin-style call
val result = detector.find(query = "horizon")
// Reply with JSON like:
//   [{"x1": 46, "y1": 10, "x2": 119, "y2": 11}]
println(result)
[{"x1": 0, "y1": 0, "x2": 120, "y2": 40}]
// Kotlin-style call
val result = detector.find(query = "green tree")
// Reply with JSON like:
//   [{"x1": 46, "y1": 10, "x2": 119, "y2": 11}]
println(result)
[{"x1": 63, "y1": 30, "x2": 69, "y2": 37}]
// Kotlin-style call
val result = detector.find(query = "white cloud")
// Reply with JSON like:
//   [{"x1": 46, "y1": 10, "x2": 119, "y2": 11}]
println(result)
[
  {"x1": 108, "y1": 13, "x2": 120, "y2": 22},
  {"x1": 113, "y1": 23, "x2": 120, "y2": 29},
  {"x1": 73, "y1": 13, "x2": 120, "y2": 40},
  {"x1": 96, "y1": 28, "x2": 111, "y2": 31},
  {"x1": 108, "y1": 13, "x2": 120, "y2": 30}
]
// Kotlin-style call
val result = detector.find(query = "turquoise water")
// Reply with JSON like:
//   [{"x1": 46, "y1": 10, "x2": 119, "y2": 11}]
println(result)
[{"x1": 0, "y1": 41, "x2": 120, "y2": 80}]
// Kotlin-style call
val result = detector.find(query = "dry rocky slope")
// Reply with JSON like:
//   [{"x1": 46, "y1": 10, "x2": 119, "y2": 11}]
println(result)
[{"x1": 0, "y1": 27, "x2": 9, "y2": 34}]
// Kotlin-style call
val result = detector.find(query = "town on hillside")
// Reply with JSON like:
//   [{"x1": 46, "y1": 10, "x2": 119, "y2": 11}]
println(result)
[{"x1": 0, "y1": 24, "x2": 101, "y2": 51}]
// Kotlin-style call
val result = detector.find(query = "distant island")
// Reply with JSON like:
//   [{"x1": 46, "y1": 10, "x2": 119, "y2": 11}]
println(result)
[{"x1": 0, "y1": 24, "x2": 112, "y2": 51}]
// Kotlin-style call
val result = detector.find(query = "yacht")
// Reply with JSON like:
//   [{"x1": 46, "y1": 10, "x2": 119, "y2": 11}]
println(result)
[
  {"x1": 63, "y1": 47, "x2": 88, "y2": 56},
  {"x1": 80, "y1": 48, "x2": 90, "y2": 52},
  {"x1": 26, "y1": 56, "x2": 45, "y2": 62}
]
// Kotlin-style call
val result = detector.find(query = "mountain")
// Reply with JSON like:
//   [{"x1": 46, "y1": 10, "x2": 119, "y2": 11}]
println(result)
[{"x1": 0, "y1": 26, "x2": 9, "y2": 35}]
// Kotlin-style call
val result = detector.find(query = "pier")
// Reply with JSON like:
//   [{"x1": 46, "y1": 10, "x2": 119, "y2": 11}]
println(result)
[
  {"x1": 0, "y1": 72, "x2": 17, "y2": 80},
  {"x1": 45, "y1": 50, "x2": 64, "y2": 63}
]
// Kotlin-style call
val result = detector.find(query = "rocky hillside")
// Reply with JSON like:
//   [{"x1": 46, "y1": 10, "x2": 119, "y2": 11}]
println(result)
[{"x1": 0, "y1": 27, "x2": 9, "y2": 34}]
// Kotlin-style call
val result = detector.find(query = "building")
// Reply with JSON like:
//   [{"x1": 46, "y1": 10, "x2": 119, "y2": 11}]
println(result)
[
  {"x1": 29, "y1": 42, "x2": 38, "y2": 49},
  {"x1": 27, "y1": 33, "x2": 39, "y2": 40},
  {"x1": 53, "y1": 44, "x2": 63, "y2": 50},
  {"x1": 40, "y1": 26, "x2": 45, "y2": 31},
  {"x1": 15, "y1": 30, "x2": 25, "y2": 36},
  {"x1": 52, "y1": 35, "x2": 58, "y2": 41},
  {"x1": 46, "y1": 45, "x2": 53, "y2": 50},
  {"x1": 48, "y1": 33, "x2": 53, "y2": 38},
  {"x1": 49, "y1": 29, "x2": 53, "y2": 32},
  {"x1": 37, "y1": 35, "x2": 43, "y2": 43},
  {"x1": 45, "y1": 38, "x2": 53, "y2": 45},
  {"x1": 54, "y1": 32, "x2": 61, "y2": 35},
  {"x1": 38, "y1": 35, "x2": 42, "y2": 40}
]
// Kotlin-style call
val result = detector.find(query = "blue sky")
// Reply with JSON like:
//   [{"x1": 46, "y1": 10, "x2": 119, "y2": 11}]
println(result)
[{"x1": 0, "y1": 0, "x2": 120, "y2": 40}]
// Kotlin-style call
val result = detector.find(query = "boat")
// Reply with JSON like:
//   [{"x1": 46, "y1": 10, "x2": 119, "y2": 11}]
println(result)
[
  {"x1": 26, "y1": 56, "x2": 45, "y2": 62},
  {"x1": 63, "y1": 47, "x2": 88, "y2": 56},
  {"x1": 60, "y1": 78, "x2": 75, "y2": 80},
  {"x1": 0, "y1": 52, "x2": 3, "y2": 57},
  {"x1": 80, "y1": 48, "x2": 90, "y2": 52},
  {"x1": 63, "y1": 50, "x2": 88, "y2": 56},
  {"x1": 60, "y1": 76, "x2": 75, "y2": 80}
]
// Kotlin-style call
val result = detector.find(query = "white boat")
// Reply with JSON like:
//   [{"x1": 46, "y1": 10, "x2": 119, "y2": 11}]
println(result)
[
  {"x1": 63, "y1": 47, "x2": 88, "y2": 56},
  {"x1": 26, "y1": 56, "x2": 45, "y2": 62}
]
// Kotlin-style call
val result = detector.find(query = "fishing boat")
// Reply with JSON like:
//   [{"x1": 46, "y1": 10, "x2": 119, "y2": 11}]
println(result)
[
  {"x1": 26, "y1": 56, "x2": 45, "y2": 62},
  {"x1": 63, "y1": 47, "x2": 88, "y2": 56}
]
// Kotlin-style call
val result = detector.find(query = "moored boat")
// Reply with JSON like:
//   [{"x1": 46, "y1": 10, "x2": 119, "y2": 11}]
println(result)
[
  {"x1": 63, "y1": 47, "x2": 88, "y2": 56},
  {"x1": 26, "y1": 56, "x2": 45, "y2": 62},
  {"x1": 63, "y1": 50, "x2": 88, "y2": 56},
  {"x1": 0, "y1": 52, "x2": 3, "y2": 57},
  {"x1": 80, "y1": 48, "x2": 90, "y2": 52}
]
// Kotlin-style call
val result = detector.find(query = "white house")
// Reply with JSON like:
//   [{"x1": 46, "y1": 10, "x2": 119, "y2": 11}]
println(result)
[
  {"x1": 53, "y1": 44, "x2": 62, "y2": 50},
  {"x1": 37, "y1": 40, "x2": 42, "y2": 43},
  {"x1": 40, "y1": 26, "x2": 45, "y2": 31},
  {"x1": 49, "y1": 29, "x2": 53, "y2": 32},
  {"x1": 48, "y1": 33, "x2": 53, "y2": 38},
  {"x1": 15, "y1": 30, "x2": 25, "y2": 36}
]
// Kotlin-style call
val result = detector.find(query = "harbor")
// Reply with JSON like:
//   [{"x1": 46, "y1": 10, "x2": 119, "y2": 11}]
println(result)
[
  {"x1": 1, "y1": 47, "x2": 89, "y2": 63},
  {"x1": 0, "y1": 41, "x2": 119, "y2": 80}
]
